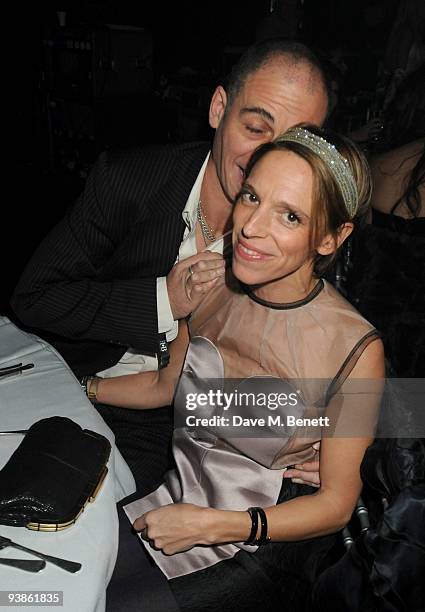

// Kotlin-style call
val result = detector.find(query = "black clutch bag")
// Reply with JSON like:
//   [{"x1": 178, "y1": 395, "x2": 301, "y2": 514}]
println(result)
[{"x1": 0, "y1": 416, "x2": 111, "y2": 531}]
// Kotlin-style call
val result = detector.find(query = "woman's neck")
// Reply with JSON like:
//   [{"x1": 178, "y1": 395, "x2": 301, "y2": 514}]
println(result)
[{"x1": 252, "y1": 265, "x2": 318, "y2": 305}]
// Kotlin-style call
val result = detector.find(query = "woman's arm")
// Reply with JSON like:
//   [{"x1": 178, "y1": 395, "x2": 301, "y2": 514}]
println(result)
[
  {"x1": 134, "y1": 337, "x2": 385, "y2": 553},
  {"x1": 93, "y1": 319, "x2": 190, "y2": 409}
]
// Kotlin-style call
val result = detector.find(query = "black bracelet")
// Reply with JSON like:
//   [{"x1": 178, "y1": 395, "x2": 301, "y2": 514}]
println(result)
[
  {"x1": 244, "y1": 507, "x2": 259, "y2": 545},
  {"x1": 255, "y1": 507, "x2": 270, "y2": 545},
  {"x1": 157, "y1": 333, "x2": 170, "y2": 369}
]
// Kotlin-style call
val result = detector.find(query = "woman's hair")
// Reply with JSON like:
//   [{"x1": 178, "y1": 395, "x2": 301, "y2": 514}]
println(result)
[
  {"x1": 383, "y1": 64, "x2": 425, "y2": 150},
  {"x1": 390, "y1": 148, "x2": 425, "y2": 217},
  {"x1": 384, "y1": 0, "x2": 425, "y2": 73},
  {"x1": 383, "y1": 64, "x2": 425, "y2": 217},
  {"x1": 243, "y1": 124, "x2": 372, "y2": 276}
]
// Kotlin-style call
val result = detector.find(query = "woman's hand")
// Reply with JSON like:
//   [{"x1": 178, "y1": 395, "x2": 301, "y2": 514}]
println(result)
[
  {"x1": 134, "y1": 503, "x2": 252, "y2": 555},
  {"x1": 134, "y1": 504, "x2": 213, "y2": 555}
]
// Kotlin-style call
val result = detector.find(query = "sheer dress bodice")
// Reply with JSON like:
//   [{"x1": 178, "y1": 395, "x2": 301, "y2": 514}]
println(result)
[{"x1": 124, "y1": 274, "x2": 378, "y2": 578}]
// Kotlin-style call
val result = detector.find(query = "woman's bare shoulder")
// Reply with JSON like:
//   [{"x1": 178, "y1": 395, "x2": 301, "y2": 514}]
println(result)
[
  {"x1": 370, "y1": 139, "x2": 424, "y2": 215},
  {"x1": 371, "y1": 139, "x2": 424, "y2": 175}
]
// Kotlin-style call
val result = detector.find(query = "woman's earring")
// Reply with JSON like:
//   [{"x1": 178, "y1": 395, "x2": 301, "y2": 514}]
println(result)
[{"x1": 335, "y1": 236, "x2": 353, "y2": 295}]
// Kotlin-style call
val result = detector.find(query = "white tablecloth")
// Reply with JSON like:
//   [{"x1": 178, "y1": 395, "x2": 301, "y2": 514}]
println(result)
[{"x1": 0, "y1": 317, "x2": 136, "y2": 611}]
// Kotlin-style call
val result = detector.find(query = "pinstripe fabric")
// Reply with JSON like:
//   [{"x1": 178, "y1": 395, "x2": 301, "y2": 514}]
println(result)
[{"x1": 11, "y1": 142, "x2": 211, "y2": 377}]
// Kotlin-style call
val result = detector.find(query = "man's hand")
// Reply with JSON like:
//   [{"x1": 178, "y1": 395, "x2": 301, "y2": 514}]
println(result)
[
  {"x1": 283, "y1": 441, "x2": 321, "y2": 487},
  {"x1": 134, "y1": 503, "x2": 211, "y2": 555},
  {"x1": 167, "y1": 252, "x2": 225, "y2": 320}
]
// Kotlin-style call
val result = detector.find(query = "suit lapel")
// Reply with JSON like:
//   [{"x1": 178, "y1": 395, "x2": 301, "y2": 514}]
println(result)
[
  {"x1": 121, "y1": 142, "x2": 211, "y2": 275},
  {"x1": 141, "y1": 142, "x2": 211, "y2": 270},
  {"x1": 153, "y1": 142, "x2": 211, "y2": 215}
]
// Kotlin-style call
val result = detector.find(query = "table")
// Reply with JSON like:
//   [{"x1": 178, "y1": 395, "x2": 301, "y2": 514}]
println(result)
[{"x1": 0, "y1": 317, "x2": 136, "y2": 611}]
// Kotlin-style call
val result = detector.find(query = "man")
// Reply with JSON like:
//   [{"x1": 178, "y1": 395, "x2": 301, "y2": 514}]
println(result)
[{"x1": 12, "y1": 39, "x2": 329, "y2": 492}]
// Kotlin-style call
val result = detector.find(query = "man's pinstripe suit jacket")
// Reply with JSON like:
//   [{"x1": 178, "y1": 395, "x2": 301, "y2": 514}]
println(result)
[{"x1": 12, "y1": 141, "x2": 210, "y2": 377}]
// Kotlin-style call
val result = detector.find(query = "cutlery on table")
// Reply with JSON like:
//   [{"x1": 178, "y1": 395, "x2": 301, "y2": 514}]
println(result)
[
  {"x1": 0, "y1": 536, "x2": 81, "y2": 573},
  {"x1": 0, "y1": 363, "x2": 34, "y2": 379},
  {"x1": 0, "y1": 430, "x2": 27, "y2": 435},
  {"x1": 0, "y1": 557, "x2": 46, "y2": 572}
]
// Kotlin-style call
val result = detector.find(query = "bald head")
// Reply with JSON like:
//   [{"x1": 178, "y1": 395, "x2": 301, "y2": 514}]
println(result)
[{"x1": 225, "y1": 39, "x2": 330, "y2": 116}]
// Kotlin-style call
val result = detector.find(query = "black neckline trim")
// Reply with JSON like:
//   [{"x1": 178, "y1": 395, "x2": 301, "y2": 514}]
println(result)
[{"x1": 242, "y1": 278, "x2": 324, "y2": 310}]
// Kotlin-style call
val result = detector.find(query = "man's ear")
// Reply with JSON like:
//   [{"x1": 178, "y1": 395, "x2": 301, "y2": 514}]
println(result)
[
  {"x1": 209, "y1": 86, "x2": 228, "y2": 129},
  {"x1": 316, "y1": 223, "x2": 353, "y2": 256}
]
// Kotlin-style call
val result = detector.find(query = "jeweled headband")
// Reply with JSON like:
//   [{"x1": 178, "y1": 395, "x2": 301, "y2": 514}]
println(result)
[{"x1": 276, "y1": 127, "x2": 359, "y2": 218}]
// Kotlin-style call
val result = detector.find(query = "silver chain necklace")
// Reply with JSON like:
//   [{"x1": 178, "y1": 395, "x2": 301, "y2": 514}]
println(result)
[{"x1": 197, "y1": 200, "x2": 216, "y2": 244}]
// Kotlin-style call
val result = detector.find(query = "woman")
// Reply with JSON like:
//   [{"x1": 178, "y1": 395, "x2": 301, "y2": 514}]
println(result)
[
  {"x1": 314, "y1": 63, "x2": 425, "y2": 612},
  {"x1": 98, "y1": 125, "x2": 384, "y2": 611},
  {"x1": 348, "y1": 64, "x2": 424, "y2": 377}
]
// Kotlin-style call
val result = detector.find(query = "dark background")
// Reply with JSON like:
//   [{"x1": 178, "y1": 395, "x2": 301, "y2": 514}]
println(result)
[{"x1": 5, "y1": 0, "x2": 399, "y2": 314}]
